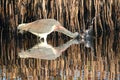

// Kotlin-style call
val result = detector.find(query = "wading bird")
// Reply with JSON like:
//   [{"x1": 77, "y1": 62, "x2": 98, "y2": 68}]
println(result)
[
  {"x1": 18, "y1": 38, "x2": 80, "y2": 60},
  {"x1": 17, "y1": 19, "x2": 79, "y2": 43}
]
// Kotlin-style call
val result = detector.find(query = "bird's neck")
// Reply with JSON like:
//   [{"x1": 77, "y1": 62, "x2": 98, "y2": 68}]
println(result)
[
  {"x1": 56, "y1": 26, "x2": 78, "y2": 38},
  {"x1": 56, "y1": 39, "x2": 78, "y2": 53}
]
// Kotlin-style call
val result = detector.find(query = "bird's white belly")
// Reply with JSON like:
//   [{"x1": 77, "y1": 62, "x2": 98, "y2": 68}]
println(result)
[
  {"x1": 30, "y1": 31, "x2": 47, "y2": 37},
  {"x1": 29, "y1": 25, "x2": 56, "y2": 38}
]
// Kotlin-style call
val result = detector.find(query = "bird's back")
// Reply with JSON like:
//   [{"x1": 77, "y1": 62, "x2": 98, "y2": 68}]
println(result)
[{"x1": 25, "y1": 19, "x2": 61, "y2": 33}]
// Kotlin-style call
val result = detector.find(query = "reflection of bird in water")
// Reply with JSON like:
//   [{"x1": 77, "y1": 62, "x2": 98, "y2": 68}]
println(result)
[
  {"x1": 18, "y1": 38, "x2": 80, "y2": 60},
  {"x1": 17, "y1": 19, "x2": 79, "y2": 44}
]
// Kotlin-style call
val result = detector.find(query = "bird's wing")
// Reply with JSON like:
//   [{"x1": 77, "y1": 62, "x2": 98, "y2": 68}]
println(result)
[{"x1": 26, "y1": 19, "x2": 61, "y2": 33}]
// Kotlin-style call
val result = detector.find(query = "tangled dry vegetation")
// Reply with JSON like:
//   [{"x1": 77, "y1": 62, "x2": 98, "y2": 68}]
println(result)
[
  {"x1": 0, "y1": 1, "x2": 119, "y2": 79},
  {"x1": 0, "y1": 0, "x2": 119, "y2": 33}
]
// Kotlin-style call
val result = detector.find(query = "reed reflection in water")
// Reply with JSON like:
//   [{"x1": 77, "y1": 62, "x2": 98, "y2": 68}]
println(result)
[
  {"x1": 0, "y1": 29, "x2": 119, "y2": 80},
  {"x1": 0, "y1": 0, "x2": 120, "y2": 79}
]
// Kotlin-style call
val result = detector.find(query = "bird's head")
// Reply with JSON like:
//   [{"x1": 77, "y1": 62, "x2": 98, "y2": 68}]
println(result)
[{"x1": 17, "y1": 23, "x2": 26, "y2": 30}]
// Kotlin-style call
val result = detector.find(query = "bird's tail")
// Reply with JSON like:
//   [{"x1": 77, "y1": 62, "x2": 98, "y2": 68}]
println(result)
[
  {"x1": 17, "y1": 23, "x2": 26, "y2": 34},
  {"x1": 17, "y1": 23, "x2": 26, "y2": 29}
]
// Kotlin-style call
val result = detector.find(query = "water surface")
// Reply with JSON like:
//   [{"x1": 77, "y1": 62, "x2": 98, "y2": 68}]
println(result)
[{"x1": 0, "y1": 29, "x2": 119, "y2": 80}]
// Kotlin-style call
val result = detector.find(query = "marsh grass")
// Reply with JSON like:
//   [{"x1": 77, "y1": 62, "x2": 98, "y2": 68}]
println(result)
[{"x1": 0, "y1": 0, "x2": 120, "y2": 80}]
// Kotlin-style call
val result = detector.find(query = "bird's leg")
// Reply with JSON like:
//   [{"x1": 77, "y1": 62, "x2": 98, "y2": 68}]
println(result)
[
  {"x1": 39, "y1": 37, "x2": 42, "y2": 42},
  {"x1": 43, "y1": 36, "x2": 47, "y2": 44},
  {"x1": 35, "y1": 37, "x2": 41, "y2": 49}
]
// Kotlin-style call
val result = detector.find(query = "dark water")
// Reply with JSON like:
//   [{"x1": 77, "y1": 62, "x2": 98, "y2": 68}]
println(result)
[
  {"x1": 0, "y1": 0, "x2": 120, "y2": 79},
  {"x1": 0, "y1": 29, "x2": 119, "y2": 80}
]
